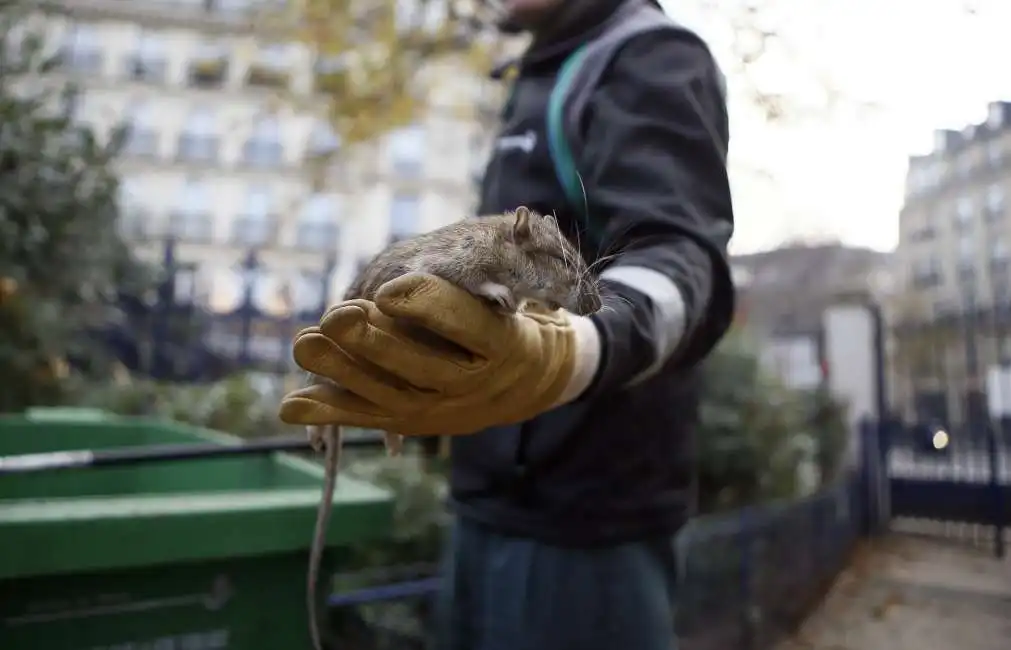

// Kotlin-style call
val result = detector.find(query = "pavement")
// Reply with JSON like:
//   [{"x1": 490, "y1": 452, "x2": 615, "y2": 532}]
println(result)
[{"x1": 775, "y1": 535, "x2": 1011, "y2": 650}]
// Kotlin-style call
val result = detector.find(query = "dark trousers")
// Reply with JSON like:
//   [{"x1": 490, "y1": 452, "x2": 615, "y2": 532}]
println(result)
[{"x1": 433, "y1": 516, "x2": 680, "y2": 650}]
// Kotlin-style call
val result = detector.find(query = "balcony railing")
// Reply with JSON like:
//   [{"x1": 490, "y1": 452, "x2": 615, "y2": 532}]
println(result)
[
  {"x1": 176, "y1": 134, "x2": 220, "y2": 163},
  {"x1": 187, "y1": 58, "x2": 229, "y2": 88},
  {"x1": 124, "y1": 55, "x2": 168, "y2": 83},
  {"x1": 246, "y1": 63, "x2": 290, "y2": 90}
]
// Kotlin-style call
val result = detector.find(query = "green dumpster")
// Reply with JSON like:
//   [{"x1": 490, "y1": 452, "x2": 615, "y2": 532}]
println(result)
[{"x1": 0, "y1": 408, "x2": 394, "y2": 650}]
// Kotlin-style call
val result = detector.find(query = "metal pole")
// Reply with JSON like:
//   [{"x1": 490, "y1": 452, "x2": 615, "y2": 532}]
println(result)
[
  {"x1": 238, "y1": 249, "x2": 257, "y2": 366},
  {"x1": 0, "y1": 433, "x2": 385, "y2": 475}
]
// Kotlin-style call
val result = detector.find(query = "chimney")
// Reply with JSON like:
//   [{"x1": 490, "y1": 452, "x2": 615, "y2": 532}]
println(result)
[
  {"x1": 933, "y1": 129, "x2": 960, "y2": 153},
  {"x1": 988, "y1": 101, "x2": 1011, "y2": 129}
]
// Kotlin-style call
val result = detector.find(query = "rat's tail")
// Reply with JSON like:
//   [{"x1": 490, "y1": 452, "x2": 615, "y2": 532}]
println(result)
[{"x1": 308, "y1": 425, "x2": 341, "y2": 650}]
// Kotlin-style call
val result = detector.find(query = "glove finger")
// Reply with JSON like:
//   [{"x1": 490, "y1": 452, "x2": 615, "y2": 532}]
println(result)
[
  {"x1": 319, "y1": 301, "x2": 480, "y2": 393},
  {"x1": 374, "y1": 273, "x2": 513, "y2": 359},
  {"x1": 292, "y1": 332, "x2": 426, "y2": 412},
  {"x1": 279, "y1": 383, "x2": 397, "y2": 429},
  {"x1": 293, "y1": 325, "x2": 322, "y2": 341},
  {"x1": 321, "y1": 298, "x2": 373, "y2": 322}
]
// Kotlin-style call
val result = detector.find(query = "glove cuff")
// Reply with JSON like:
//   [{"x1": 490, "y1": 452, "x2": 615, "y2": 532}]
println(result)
[{"x1": 550, "y1": 313, "x2": 602, "y2": 408}]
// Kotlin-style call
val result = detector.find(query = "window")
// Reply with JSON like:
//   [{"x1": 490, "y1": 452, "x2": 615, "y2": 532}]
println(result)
[
  {"x1": 307, "y1": 120, "x2": 341, "y2": 157},
  {"x1": 392, "y1": 0, "x2": 448, "y2": 32},
  {"x1": 61, "y1": 24, "x2": 103, "y2": 74},
  {"x1": 908, "y1": 210, "x2": 936, "y2": 242},
  {"x1": 991, "y1": 238, "x2": 1010, "y2": 280},
  {"x1": 314, "y1": 54, "x2": 348, "y2": 75},
  {"x1": 991, "y1": 238, "x2": 1008, "y2": 263},
  {"x1": 255, "y1": 43, "x2": 290, "y2": 70},
  {"x1": 906, "y1": 164, "x2": 928, "y2": 196},
  {"x1": 248, "y1": 42, "x2": 291, "y2": 88},
  {"x1": 989, "y1": 140, "x2": 1004, "y2": 167},
  {"x1": 313, "y1": 54, "x2": 348, "y2": 92},
  {"x1": 955, "y1": 197, "x2": 974, "y2": 229},
  {"x1": 389, "y1": 193, "x2": 421, "y2": 240},
  {"x1": 912, "y1": 256, "x2": 941, "y2": 289},
  {"x1": 296, "y1": 194, "x2": 340, "y2": 250},
  {"x1": 957, "y1": 234, "x2": 976, "y2": 284},
  {"x1": 178, "y1": 105, "x2": 219, "y2": 162},
  {"x1": 123, "y1": 101, "x2": 160, "y2": 157},
  {"x1": 214, "y1": 0, "x2": 252, "y2": 17},
  {"x1": 233, "y1": 186, "x2": 275, "y2": 245},
  {"x1": 170, "y1": 179, "x2": 213, "y2": 240},
  {"x1": 188, "y1": 39, "x2": 229, "y2": 88},
  {"x1": 177, "y1": 179, "x2": 209, "y2": 214},
  {"x1": 388, "y1": 125, "x2": 425, "y2": 177},
  {"x1": 128, "y1": 30, "x2": 168, "y2": 82},
  {"x1": 956, "y1": 155, "x2": 973, "y2": 178},
  {"x1": 242, "y1": 115, "x2": 283, "y2": 167},
  {"x1": 987, "y1": 185, "x2": 1005, "y2": 220}
]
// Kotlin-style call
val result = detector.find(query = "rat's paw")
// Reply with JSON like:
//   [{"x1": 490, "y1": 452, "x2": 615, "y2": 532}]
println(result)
[
  {"x1": 307, "y1": 425, "x2": 327, "y2": 453},
  {"x1": 475, "y1": 282, "x2": 519, "y2": 314}
]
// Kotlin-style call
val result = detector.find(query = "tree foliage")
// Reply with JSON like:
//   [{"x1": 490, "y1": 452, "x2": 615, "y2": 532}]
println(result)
[
  {"x1": 255, "y1": 0, "x2": 501, "y2": 146},
  {"x1": 0, "y1": 12, "x2": 151, "y2": 411},
  {"x1": 696, "y1": 331, "x2": 848, "y2": 512}
]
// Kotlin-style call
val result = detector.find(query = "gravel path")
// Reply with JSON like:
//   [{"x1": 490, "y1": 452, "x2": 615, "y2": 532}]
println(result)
[{"x1": 776, "y1": 535, "x2": 1011, "y2": 650}]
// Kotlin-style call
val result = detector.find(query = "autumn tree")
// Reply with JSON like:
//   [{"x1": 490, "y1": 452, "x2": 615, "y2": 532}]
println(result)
[{"x1": 238, "y1": 0, "x2": 506, "y2": 184}]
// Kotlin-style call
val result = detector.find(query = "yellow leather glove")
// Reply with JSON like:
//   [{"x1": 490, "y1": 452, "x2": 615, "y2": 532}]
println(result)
[{"x1": 279, "y1": 273, "x2": 602, "y2": 436}]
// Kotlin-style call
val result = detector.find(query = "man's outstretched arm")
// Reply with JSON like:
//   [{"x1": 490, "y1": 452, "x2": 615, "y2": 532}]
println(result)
[{"x1": 567, "y1": 26, "x2": 736, "y2": 400}]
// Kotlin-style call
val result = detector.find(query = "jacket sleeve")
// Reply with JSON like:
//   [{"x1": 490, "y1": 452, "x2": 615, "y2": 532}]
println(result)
[{"x1": 576, "y1": 27, "x2": 736, "y2": 397}]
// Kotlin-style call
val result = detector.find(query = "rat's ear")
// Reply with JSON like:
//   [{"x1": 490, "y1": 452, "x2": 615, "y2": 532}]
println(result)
[{"x1": 512, "y1": 206, "x2": 532, "y2": 241}]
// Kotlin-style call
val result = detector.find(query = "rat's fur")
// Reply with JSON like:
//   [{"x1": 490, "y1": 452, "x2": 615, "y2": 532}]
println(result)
[{"x1": 304, "y1": 207, "x2": 600, "y2": 650}]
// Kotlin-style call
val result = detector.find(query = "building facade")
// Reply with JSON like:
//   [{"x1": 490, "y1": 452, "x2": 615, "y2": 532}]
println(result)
[
  {"x1": 891, "y1": 101, "x2": 1011, "y2": 424},
  {"x1": 30, "y1": 1, "x2": 510, "y2": 368},
  {"x1": 730, "y1": 243, "x2": 892, "y2": 390}
]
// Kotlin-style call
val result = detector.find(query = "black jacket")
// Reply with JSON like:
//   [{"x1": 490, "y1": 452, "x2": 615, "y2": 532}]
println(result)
[{"x1": 449, "y1": 0, "x2": 736, "y2": 547}]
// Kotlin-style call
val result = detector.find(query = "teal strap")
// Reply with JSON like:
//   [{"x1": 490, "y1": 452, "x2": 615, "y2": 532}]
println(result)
[{"x1": 546, "y1": 45, "x2": 601, "y2": 242}]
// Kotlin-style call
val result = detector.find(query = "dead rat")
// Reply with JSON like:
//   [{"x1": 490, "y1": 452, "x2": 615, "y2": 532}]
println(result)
[{"x1": 303, "y1": 205, "x2": 601, "y2": 650}]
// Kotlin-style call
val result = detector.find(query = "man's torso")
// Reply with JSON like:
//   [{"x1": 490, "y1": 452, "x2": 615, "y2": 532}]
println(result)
[{"x1": 448, "y1": 2, "x2": 702, "y2": 547}]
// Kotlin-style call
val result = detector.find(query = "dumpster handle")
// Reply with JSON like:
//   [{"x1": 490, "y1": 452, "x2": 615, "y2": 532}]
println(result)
[{"x1": 0, "y1": 434, "x2": 384, "y2": 475}]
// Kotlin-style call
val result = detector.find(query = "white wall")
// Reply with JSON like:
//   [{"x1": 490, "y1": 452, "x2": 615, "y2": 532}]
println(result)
[{"x1": 822, "y1": 304, "x2": 879, "y2": 465}]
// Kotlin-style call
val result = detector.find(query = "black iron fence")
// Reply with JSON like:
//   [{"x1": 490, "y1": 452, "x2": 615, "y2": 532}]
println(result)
[
  {"x1": 676, "y1": 473, "x2": 861, "y2": 650},
  {"x1": 322, "y1": 472, "x2": 865, "y2": 650},
  {"x1": 101, "y1": 238, "x2": 334, "y2": 381}
]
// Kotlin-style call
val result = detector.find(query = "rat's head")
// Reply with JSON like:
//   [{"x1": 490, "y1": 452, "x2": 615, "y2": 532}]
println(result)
[{"x1": 493, "y1": 206, "x2": 602, "y2": 315}]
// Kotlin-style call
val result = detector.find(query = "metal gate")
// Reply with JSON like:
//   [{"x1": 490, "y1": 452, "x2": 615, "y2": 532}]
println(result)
[{"x1": 869, "y1": 303, "x2": 1011, "y2": 558}]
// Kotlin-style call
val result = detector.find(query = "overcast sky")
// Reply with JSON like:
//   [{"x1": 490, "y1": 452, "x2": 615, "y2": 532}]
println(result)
[{"x1": 658, "y1": 0, "x2": 1011, "y2": 253}]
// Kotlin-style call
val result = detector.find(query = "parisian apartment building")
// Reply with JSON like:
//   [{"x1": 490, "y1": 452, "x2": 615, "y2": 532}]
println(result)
[
  {"x1": 892, "y1": 100, "x2": 1011, "y2": 423},
  {"x1": 27, "y1": 2, "x2": 506, "y2": 348}
]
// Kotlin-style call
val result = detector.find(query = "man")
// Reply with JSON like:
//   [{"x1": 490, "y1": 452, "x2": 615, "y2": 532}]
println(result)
[{"x1": 281, "y1": 0, "x2": 735, "y2": 647}]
